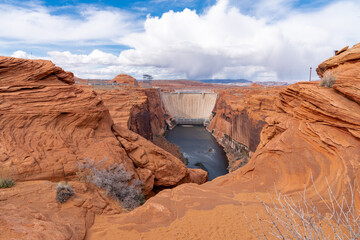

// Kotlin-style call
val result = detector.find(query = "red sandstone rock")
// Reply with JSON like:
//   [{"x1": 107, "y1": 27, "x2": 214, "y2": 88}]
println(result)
[
  {"x1": 0, "y1": 56, "x2": 205, "y2": 191},
  {"x1": 3, "y1": 46, "x2": 360, "y2": 239},
  {"x1": 336, "y1": 46, "x2": 349, "y2": 55},
  {"x1": 0, "y1": 56, "x2": 133, "y2": 181},
  {"x1": 86, "y1": 44, "x2": 360, "y2": 239},
  {"x1": 316, "y1": 43, "x2": 360, "y2": 78},
  {"x1": 111, "y1": 74, "x2": 139, "y2": 86},
  {"x1": 0, "y1": 181, "x2": 121, "y2": 240},
  {"x1": 317, "y1": 44, "x2": 360, "y2": 105},
  {"x1": 208, "y1": 86, "x2": 283, "y2": 170},
  {"x1": 113, "y1": 125, "x2": 207, "y2": 190}
]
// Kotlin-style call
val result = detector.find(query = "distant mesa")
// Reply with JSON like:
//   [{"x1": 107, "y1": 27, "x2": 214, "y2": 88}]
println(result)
[
  {"x1": 111, "y1": 74, "x2": 139, "y2": 87},
  {"x1": 248, "y1": 83, "x2": 263, "y2": 88}
]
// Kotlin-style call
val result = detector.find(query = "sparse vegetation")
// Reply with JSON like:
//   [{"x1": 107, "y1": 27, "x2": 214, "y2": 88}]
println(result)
[
  {"x1": 319, "y1": 71, "x2": 337, "y2": 88},
  {"x1": 0, "y1": 178, "x2": 15, "y2": 188},
  {"x1": 56, "y1": 182, "x2": 75, "y2": 203},
  {"x1": 0, "y1": 166, "x2": 16, "y2": 188},
  {"x1": 246, "y1": 177, "x2": 360, "y2": 239},
  {"x1": 77, "y1": 159, "x2": 145, "y2": 210}
]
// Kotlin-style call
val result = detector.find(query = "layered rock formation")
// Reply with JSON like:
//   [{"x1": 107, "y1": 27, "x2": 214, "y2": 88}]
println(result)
[
  {"x1": 94, "y1": 86, "x2": 168, "y2": 140},
  {"x1": 208, "y1": 85, "x2": 283, "y2": 170},
  {"x1": 0, "y1": 181, "x2": 122, "y2": 240},
  {"x1": 0, "y1": 56, "x2": 206, "y2": 190},
  {"x1": 87, "y1": 44, "x2": 360, "y2": 239},
  {"x1": 317, "y1": 43, "x2": 360, "y2": 105},
  {"x1": 2, "y1": 41, "x2": 360, "y2": 239},
  {"x1": 91, "y1": 82, "x2": 188, "y2": 163}
]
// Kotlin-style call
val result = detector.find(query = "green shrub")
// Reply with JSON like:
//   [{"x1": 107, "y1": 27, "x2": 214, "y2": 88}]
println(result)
[
  {"x1": 0, "y1": 166, "x2": 16, "y2": 188},
  {"x1": 319, "y1": 71, "x2": 336, "y2": 88},
  {"x1": 0, "y1": 178, "x2": 15, "y2": 188},
  {"x1": 56, "y1": 182, "x2": 75, "y2": 203}
]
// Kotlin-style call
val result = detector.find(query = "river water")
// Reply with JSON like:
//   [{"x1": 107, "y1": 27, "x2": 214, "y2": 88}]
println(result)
[{"x1": 165, "y1": 125, "x2": 228, "y2": 180}]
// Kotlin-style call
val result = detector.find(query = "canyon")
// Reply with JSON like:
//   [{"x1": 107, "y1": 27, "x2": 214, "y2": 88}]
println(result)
[{"x1": 0, "y1": 43, "x2": 359, "y2": 239}]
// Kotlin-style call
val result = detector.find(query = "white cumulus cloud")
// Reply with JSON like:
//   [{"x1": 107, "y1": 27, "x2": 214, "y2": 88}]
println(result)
[
  {"x1": 0, "y1": 2, "x2": 140, "y2": 44},
  {"x1": 116, "y1": 0, "x2": 360, "y2": 81},
  {"x1": 5, "y1": 0, "x2": 360, "y2": 82}
]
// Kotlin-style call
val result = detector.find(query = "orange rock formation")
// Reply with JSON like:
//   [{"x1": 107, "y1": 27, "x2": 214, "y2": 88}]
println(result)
[
  {"x1": 208, "y1": 86, "x2": 283, "y2": 170},
  {"x1": 87, "y1": 44, "x2": 360, "y2": 239},
  {"x1": 0, "y1": 56, "x2": 206, "y2": 190},
  {"x1": 94, "y1": 86, "x2": 167, "y2": 140},
  {"x1": 2, "y1": 42, "x2": 360, "y2": 239},
  {"x1": 111, "y1": 74, "x2": 140, "y2": 86}
]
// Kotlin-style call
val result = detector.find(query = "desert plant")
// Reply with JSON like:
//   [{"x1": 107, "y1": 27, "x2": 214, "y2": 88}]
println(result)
[
  {"x1": 246, "y1": 177, "x2": 360, "y2": 240},
  {"x1": 0, "y1": 165, "x2": 16, "y2": 188},
  {"x1": 0, "y1": 178, "x2": 15, "y2": 188},
  {"x1": 56, "y1": 182, "x2": 75, "y2": 203},
  {"x1": 78, "y1": 159, "x2": 145, "y2": 210},
  {"x1": 320, "y1": 71, "x2": 337, "y2": 88}
]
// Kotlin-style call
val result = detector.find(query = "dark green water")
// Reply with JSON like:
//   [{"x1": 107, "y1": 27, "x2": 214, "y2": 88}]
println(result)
[{"x1": 166, "y1": 125, "x2": 228, "y2": 180}]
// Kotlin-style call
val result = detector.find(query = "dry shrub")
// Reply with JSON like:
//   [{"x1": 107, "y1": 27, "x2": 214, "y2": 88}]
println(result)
[
  {"x1": 77, "y1": 159, "x2": 145, "y2": 210},
  {"x1": 246, "y1": 177, "x2": 360, "y2": 240},
  {"x1": 320, "y1": 71, "x2": 337, "y2": 88},
  {"x1": 56, "y1": 182, "x2": 75, "y2": 203}
]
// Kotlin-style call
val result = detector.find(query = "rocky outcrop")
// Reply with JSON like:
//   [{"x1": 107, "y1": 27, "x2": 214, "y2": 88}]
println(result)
[
  {"x1": 111, "y1": 74, "x2": 139, "y2": 87},
  {"x1": 207, "y1": 86, "x2": 282, "y2": 171},
  {"x1": 112, "y1": 125, "x2": 207, "y2": 192},
  {"x1": 94, "y1": 87, "x2": 168, "y2": 140},
  {"x1": 0, "y1": 56, "x2": 206, "y2": 191},
  {"x1": 86, "y1": 45, "x2": 360, "y2": 239},
  {"x1": 0, "y1": 181, "x2": 122, "y2": 240},
  {"x1": 0, "y1": 56, "x2": 128, "y2": 181},
  {"x1": 317, "y1": 43, "x2": 360, "y2": 105},
  {"x1": 94, "y1": 86, "x2": 153, "y2": 139}
]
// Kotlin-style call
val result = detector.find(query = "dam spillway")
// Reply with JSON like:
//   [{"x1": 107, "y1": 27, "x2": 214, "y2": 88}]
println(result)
[{"x1": 160, "y1": 91, "x2": 217, "y2": 124}]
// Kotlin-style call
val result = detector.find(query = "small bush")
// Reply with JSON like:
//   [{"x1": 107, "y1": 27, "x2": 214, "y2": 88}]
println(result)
[
  {"x1": 0, "y1": 178, "x2": 15, "y2": 188},
  {"x1": 78, "y1": 159, "x2": 145, "y2": 210},
  {"x1": 56, "y1": 182, "x2": 75, "y2": 203},
  {"x1": 0, "y1": 165, "x2": 16, "y2": 188},
  {"x1": 319, "y1": 71, "x2": 336, "y2": 88}
]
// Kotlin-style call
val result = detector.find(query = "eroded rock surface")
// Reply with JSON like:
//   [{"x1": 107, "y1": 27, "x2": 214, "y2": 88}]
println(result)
[
  {"x1": 0, "y1": 56, "x2": 130, "y2": 181},
  {"x1": 111, "y1": 74, "x2": 139, "y2": 87},
  {"x1": 87, "y1": 44, "x2": 360, "y2": 239},
  {"x1": 208, "y1": 85, "x2": 283, "y2": 170},
  {"x1": 0, "y1": 181, "x2": 121, "y2": 240},
  {"x1": 0, "y1": 56, "x2": 206, "y2": 189}
]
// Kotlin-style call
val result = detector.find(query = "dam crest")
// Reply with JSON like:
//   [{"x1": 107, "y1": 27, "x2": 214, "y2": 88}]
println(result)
[{"x1": 160, "y1": 91, "x2": 217, "y2": 125}]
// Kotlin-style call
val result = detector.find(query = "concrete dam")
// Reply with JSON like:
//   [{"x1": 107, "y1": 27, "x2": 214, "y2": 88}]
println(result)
[{"x1": 160, "y1": 92, "x2": 217, "y2": 125}]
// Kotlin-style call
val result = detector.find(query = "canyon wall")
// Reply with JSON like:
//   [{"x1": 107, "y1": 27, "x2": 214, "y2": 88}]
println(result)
[
  {"x1": 2, "y1": 43, "x2": 360, "y2": 239},
  {"x1": 87, "y1": 44, "x2": 360, "y2": 239},
  {"x1": 207, "y1": 85, "x2": 282, "y2": 170},
  {"x1": 0, "y1": 56, "x2": 206, "y2": 188},
  {"x1": 0, "y1": 56, "x2": 208, "y2": 239},
  {"x1": 161, "y1": 92, "x2": 217, "y2": 120}
]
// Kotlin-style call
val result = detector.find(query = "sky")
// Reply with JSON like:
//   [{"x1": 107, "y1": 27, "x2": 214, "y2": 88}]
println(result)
[{"x1": 0, "y1": 0, "x2": 359, "y2": 82}]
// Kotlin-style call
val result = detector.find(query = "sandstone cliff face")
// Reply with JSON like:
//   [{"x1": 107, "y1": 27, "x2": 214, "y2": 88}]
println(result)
[
  {"x1": 207, "y1": 86, "x2": 282, "y2": 171},
  {"x1": 87, "y1": 45, "x2": 360, "y2": 239},
  {"x1": 94, "y1": 87, "x2": 168, "y2": 140},
  {"x1": 0, "y1": 56, "x2": 130, "y2": 181},
  {"x1": 0, "y1": 56, "x2": 206, "y2": 191}
]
